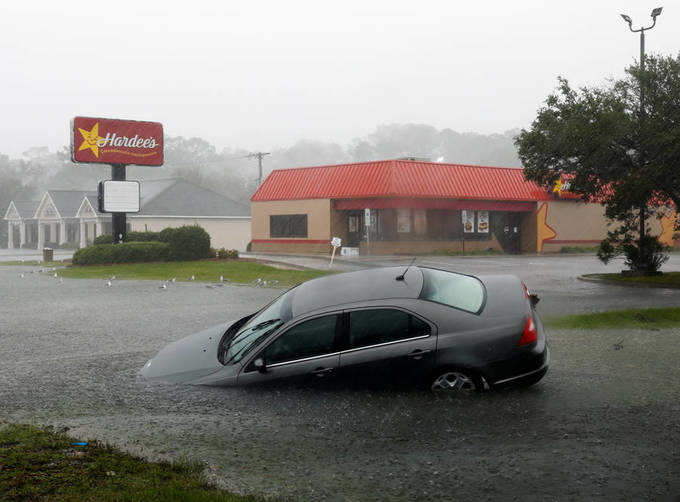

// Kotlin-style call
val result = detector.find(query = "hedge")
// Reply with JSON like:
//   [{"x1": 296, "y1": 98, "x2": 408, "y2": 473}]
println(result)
[
  {"x1": 158, "y1": 226, "x2": 211, "y2": 261},
  {"x1": 72, "y1": 242, "x2": 171, "y2": 265},
  {"x1": 93, "y1": 231, "x2": 161, "y2": 245}
]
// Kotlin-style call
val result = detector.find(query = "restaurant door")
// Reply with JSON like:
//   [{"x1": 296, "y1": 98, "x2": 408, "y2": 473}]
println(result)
[
  {"x1": 346, "y1": 210, "x2": 364, "y2": 247},
  {"x1": 494, "y1": 213, "x2": 522, "y2": 254}
]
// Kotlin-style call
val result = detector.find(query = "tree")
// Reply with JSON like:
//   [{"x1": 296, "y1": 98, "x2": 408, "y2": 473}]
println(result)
[
  {"x1": 0, "y1": 157, "x2": 34, "y2": 247},
  {"x1": 515, "y1": 54, "x2": 680, "y2": 273}
]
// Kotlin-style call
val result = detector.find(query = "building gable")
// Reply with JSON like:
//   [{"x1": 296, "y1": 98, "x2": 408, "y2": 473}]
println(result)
[
  {"x1": 76, "y1": 197, "x2": 97, "y2": 219},
  {"x1": 35, "y1": 193, "x2": 61, "y2": 220},
  {"x1": 4, "y1": 201, "x2": 20, "y2": 221}
]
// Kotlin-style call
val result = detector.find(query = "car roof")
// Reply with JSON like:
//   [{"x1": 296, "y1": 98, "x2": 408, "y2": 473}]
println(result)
[{"x1": 291, "y1": 266, "x2": 424, "y2": 317}]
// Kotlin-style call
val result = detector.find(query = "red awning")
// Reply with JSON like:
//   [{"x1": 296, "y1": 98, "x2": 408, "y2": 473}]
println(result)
[{"x1": 334, "y1": 198, "x2": 536, "y2": 212}]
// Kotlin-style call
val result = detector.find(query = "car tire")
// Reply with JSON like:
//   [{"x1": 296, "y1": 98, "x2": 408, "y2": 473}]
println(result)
[{"x1": 429, "y1": 367, "x2": 484, "y2": 392}]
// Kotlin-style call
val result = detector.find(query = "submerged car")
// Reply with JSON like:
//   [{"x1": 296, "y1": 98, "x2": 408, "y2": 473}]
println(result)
[{"x1": 141, "y1": 266, "x2": 548, "y2": 391}]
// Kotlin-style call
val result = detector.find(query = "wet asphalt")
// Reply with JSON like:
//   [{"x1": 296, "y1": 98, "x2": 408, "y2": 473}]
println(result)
[{"x1": 1, "y1": 255, "x2": 679, "y2": 501}]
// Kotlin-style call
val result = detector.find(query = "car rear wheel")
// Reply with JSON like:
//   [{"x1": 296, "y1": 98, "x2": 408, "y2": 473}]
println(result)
[{"x1": 430, "y1": 369, "x2": 480, "y2": 392}]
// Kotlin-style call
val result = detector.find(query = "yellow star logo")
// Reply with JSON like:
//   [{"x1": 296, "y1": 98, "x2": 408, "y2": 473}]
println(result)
[
  {"x1": 536, "y1": 203, "x2": 557, "y2": 252},
  {"x1": 552, "y1": 179, "x2": 563, "y2": 197},
  {"x1": 78, "y1": 123, "x2": 103, "y2": 158}
]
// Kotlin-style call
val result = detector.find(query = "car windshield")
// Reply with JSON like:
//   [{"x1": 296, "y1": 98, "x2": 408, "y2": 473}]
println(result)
[
  {"x1": 224, "y1": 288, "x2": 296, "y2": 363},
  {"x1": 419, "y1": 267, "x2": 485, "y2": 314}
]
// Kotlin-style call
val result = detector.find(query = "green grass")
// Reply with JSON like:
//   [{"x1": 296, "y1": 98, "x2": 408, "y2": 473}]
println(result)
[
  {"x1": 0, "y1": 423, "x2": 257, "y2": 501},
  {"x1": 57, "y1": 259, "x2": 333, "y2": 287},
  {"x1": 582, "y1": 272, "x2": 680, "y2": 287},
  {"x1": 545, "y1": 307, "x2": 680, "y2": 330},
  {"x1": 0, "y1": 260, "x2": 66, "y2": 266}
]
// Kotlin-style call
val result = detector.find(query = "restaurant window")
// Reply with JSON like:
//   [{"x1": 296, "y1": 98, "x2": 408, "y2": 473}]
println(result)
[
  {"x1": 270, "y1": 214, "x2": 308, "y2": 238},
  {"x1": 396, "y1": 209, "x2": 411, "y2": 233},
  {"x1": 414, "y1": 209, "x2": 427, "y2": 236}
]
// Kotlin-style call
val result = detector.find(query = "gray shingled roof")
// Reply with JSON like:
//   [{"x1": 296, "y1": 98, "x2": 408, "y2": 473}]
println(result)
[
  {"x1": 47, "y1": 190, "x2": 95, "y2": 218},
  {"x1": 5, "y1": 179, "x2": 249, "y2": 220},
  {"x1": 11, "y1": 200, "x2": 41, "y2": 219},
  {"x1": 137, "y1": 179, "x2": 250, "y2": 217}
]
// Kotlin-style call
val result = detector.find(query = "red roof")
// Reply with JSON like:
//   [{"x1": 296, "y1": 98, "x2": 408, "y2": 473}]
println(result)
[{"x1": 251, "y1": 159, "x2": 550, "y2": 202}]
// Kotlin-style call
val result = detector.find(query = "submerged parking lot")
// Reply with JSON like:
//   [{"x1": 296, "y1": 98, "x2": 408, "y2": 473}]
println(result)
[{"x1": 1, "y1": 255, "x2": 679, "y2": 501}]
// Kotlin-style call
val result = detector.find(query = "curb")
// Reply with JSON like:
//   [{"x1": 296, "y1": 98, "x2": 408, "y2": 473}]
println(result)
[{"x1": 578, "y1": 275, "x2": 680, "y2": 289}]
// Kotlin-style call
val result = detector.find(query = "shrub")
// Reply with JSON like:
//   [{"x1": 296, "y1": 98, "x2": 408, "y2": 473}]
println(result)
[
  {"x1": 216, "y1": 248, "x2": 239, "y2": 259},
  {"x1": 72, "y1": 242, "x2": 171, "y2": 265},
  {"x1": 159, "y1": 225, "x2": 211, "y2": 261},
  {"x1": 93, "y1": 231, "x2": 160, "y2": 245},
  {"x1": 598, "y1": 234, "x2": 669, "y2": 274}
]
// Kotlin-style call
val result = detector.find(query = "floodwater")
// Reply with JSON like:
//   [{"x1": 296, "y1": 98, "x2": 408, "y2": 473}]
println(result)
[{"x1": 1, "y1": 256, "x2": 679, "y2": 501}]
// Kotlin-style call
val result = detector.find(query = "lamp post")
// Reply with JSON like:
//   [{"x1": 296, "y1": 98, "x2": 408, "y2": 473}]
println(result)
[{"x1": 620, "y1": 7, "x2": 662, "y2": 268}]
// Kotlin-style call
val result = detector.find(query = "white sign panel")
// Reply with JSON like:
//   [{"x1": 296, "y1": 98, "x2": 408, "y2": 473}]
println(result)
[
  {"x1": 364, "y1": 208, "x2": 371, "y2": 227},
  {"x1": 462, "y1": 210, "x2": 475, "y2": 233},
  {"x1": 331, "y1": 237, "x2": 342, "y2": 247},
  {"x1": 102, "y1": 180, "x2": 140, "y2": 213}
]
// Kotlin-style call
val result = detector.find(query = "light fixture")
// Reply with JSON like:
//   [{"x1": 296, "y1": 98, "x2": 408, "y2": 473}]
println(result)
[
  {"x1": 651, "y1": 7, "x2": 663, "y2": 19},
  {"x1": 620, "y1": 13, "x2": 632, "y2": 24}
]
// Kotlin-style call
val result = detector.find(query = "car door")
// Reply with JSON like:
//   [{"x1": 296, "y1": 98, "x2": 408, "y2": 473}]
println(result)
[
  {"x1": 339, "y1": 308, "x2": 436, "y2": 387},
  {"x1": 237, "y1": 313, "x2": 342, "y2": 387}
]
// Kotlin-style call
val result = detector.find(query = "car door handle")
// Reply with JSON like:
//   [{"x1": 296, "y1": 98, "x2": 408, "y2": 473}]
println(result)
[
  {"x1": 311, "y1": 367, "x2": 334, "y2": 377},
  {"x1": 407, "y1": 349, "x2": 432, "y2": 360}
]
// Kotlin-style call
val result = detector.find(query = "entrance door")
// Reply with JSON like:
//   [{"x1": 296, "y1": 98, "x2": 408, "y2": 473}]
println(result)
[
  {"x1": 494, "y1": 213, "x2": 523, "y2": 254},
  {"x1": 346, "y1": 211, "x2": 364, "y2": 247}
]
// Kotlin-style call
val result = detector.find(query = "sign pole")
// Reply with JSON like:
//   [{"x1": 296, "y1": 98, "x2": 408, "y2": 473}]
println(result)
[{"x1": 111, "y1": 163, "x2": 126, "y2": 243}]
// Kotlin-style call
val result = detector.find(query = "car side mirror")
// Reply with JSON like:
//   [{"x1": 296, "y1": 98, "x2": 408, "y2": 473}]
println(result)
[
  {"x1": 253, "y1": 357, "x2": 267, "y2": 374},
  {"x1": 529, "y1": 293, "x2": 540, "y2": 307}
]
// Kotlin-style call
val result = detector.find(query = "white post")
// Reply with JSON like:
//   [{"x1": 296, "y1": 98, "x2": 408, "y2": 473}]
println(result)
[
  {"x1": 59, "y1": 220, "x2": 67, "y2": 245},
  {"x1": 37, "y1": 223, "x2": 45, "y2": 250},
  {"x1": 79, "y1": 220, "x2": 86, "y2": 248},
  {"x1": 95, "y1": 219, "x2": 102, "y2": 238},
  {"x1": 7, "y1": 222, "x2": 14, "y2": 249},
  {"x1": 19, "y1": 222, "x2": 26, "y2": 247},
  {"x1": 50, "y1": 222, "x2": 57, "y2": 243}
]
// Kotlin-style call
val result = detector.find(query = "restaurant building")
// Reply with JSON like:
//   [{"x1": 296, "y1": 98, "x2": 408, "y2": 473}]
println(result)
[{"x1": 250, "y1": 158, "x2": 678, "y2": 255}]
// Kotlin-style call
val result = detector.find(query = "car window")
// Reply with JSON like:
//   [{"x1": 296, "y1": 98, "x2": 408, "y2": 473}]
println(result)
[
  {"x1": 348, "y1": 309, "x2": 430, "y2": 349},
  {"x1": 263, "y1": 314, "x2": 339, "y2": 365},
  {"x1": 419, "y1": 267, "x2": 485, "y2": 313}
]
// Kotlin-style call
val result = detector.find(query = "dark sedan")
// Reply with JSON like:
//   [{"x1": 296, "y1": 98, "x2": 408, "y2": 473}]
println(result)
[{"x1": 141, "y1": 266, "x2": 549, "y2": 391}]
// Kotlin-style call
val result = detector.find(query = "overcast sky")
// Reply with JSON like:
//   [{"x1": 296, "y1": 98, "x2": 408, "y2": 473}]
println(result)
[{"x1": 1, "y1": 0, "x2": 677, "y2": 157}]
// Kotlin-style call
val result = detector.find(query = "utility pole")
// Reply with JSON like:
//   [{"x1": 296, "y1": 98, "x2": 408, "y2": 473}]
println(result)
[
  {"x1": 247, "y1": 152, "x2": 270, "y2": 186},
  {"x1": 620, "y1": 7, "x2": 663, "y2": 269}
]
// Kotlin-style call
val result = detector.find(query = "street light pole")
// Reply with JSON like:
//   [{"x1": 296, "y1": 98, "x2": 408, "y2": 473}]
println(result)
[{"x1": 620, "y1": 7, "x2": 662, "y2": 268}]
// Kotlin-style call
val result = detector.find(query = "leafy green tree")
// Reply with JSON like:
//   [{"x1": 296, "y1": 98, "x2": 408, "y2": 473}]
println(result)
[{"x1": 515, "y1": 54, "x2": 680, "y2": 273}]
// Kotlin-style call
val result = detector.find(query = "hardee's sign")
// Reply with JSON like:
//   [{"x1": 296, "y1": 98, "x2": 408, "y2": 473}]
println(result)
[{"x1": 71, "y1": 117, "x2": 163, "y2": 166}]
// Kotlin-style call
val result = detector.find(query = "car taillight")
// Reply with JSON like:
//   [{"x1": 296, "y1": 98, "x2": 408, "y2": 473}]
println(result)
[{"x1": 518, "y1": 316, "x2": 538, "y2": 346}]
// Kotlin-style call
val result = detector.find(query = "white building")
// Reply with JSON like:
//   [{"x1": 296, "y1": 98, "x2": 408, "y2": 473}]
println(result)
[{"x1": 4, "y1": 178, "x2": 251, "y2": 251}]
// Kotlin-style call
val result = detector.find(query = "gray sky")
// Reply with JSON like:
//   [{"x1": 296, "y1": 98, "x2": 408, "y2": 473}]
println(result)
[{"x1": 1, "y1": 0, "x2": 677, "y2": 157}]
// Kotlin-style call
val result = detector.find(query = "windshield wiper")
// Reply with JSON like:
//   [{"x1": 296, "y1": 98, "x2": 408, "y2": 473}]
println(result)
[{"x1": 223, "y1": 319, "x2": 284, "y2": 365}]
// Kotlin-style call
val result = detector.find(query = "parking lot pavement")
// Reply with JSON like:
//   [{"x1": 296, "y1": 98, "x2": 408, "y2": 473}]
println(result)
[{"x1": 1, "y1": 261, "x2": 679, "y2": 501}]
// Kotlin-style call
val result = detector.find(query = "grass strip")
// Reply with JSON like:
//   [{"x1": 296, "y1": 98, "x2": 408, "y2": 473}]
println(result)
[
  {"x1": 0, "y1": 260, "x2": 66, "y2": 266},
  {"x1": 0, "y1": 423, "x2": 257, "y2": 501},
  {"x1": 582, "y1": 272, "x2": 680, "y2": 287},
  {"x1": 545, "y1": 307, "x2": 680, "y2": 330},
  {"x1": 57, "y1": 260, "x2": 332, "y2": 287}
]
